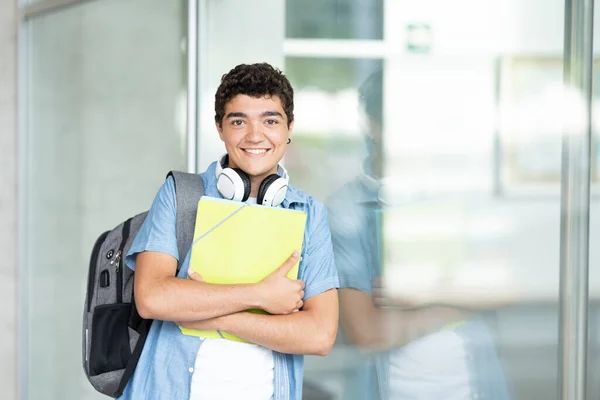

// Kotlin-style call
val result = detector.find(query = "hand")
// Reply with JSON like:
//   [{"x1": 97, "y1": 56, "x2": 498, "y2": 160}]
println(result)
[
  {"x1": 372, "y1": 277, "x2": 427, "y2": 310},
  {"x1": 257, "y1": 251, "x2": 305, "y2": 315},
  {"x1": 187, "y1": 268, "x2": 204, "y2": 282}
]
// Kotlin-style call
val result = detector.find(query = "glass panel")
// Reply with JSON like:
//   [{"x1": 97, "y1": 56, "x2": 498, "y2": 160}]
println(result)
[
  {"x1": 282, "y1": 2, "x2": 569, "y2": 400},
  {"x1": 194, "y1": 1, "x2": 594, "y2": 399},
  {"x1": 284, "y1": 57, "x2": 383, "y2": 200},
  {"x1": 196, "y1": 0, "x2": 286, "y2": 170},
  {"x1": 24, "y1": 0, "x2": 187, "y2": 399},
  {"x1": 285, "y1": 0, "x2": 384, "y2": 40},
  {"x1": 588, "y1": 7, "x2": 600, "y2": 399}
]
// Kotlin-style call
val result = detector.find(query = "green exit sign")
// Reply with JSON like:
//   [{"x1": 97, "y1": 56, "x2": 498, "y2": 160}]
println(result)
[{"x1": 406, "y1": 23, "x2": 432, "y2": 53}]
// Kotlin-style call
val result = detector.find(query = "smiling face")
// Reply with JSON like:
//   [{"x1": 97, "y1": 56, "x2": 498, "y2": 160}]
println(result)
[{"x1": 216, "y1": 94, "x2": 293, "y2": 192}]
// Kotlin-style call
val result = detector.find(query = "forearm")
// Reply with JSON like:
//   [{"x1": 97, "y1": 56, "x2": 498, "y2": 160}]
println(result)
[
  {"x1": 135, "y1": 277, "x2": 261, "y2": 322},
  {"x1": 387, "y1": 306, "x2": 468, "y2": 347},
  {"x1": 348, "y1": 306, "x2": 467, "y2": 352},
  {"x1": 428, "y1": 290, "x2": 515, "y2": 310},
  {"x1": 218, "y1": 311, "x2": 337, "y2": 356}
]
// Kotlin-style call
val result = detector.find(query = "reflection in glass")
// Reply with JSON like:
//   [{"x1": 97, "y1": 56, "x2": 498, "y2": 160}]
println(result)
[
  {"x1": 284, "y1": 57, "x2": 382, "y2": 200},
  {"x1": 325, "y1": 69, "x2": 512, "y2": 400},
  {"x1": 282, "y1": 3, "x2": 576, "y2": 400}
]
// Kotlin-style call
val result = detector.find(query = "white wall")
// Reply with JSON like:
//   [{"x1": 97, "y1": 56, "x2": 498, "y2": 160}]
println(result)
[{"x1": 0, "y1": 1, "x2": 18, "y2": 399}]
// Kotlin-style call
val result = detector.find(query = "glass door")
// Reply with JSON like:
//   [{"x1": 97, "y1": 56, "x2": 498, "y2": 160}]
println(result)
[{"x1": 21, "y1": 0, "x2": 188, "y2": 398}]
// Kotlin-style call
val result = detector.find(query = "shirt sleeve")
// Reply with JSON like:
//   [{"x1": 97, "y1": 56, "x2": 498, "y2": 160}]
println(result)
[
  {"x1": 125, "y1": 176, "x2": 178, "y2": 271},
  {"x1": 298, "y1": 201, "x2": 340, "y2": 300},
  {"x1": 327, "y1": 200, "x2": 375, "y2": 295}
]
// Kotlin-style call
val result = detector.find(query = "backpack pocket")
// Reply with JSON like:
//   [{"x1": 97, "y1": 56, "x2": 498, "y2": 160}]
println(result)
[{"x1": 89, "y1": 303, "x2": 132, "y2": 376}]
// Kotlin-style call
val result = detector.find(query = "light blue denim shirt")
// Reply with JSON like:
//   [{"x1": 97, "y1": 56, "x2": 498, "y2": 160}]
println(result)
[
  {"x1": 119, "y1": 161, "x2": 340, "y2": 400},
  {"x1": 326, "y1": 178, "x2": 513, "y2": 400}
]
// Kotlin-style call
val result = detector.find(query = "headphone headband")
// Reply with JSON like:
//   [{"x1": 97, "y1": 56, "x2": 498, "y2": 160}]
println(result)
[{"x1": 215, "y1": 153, "x2": 289, "y2": 206}]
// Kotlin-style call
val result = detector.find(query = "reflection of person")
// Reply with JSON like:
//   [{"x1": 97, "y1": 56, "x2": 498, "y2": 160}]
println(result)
[
  {"x1": 120, "y1": 63, "x2": 339, "y2": 400},
  {"x1": 326, "y1": 70, "x2": 511, "y2": 400}
]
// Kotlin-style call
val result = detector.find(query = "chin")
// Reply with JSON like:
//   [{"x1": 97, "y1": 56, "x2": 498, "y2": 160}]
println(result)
[{"x1": 239, "y1": 162, "x2": 273, "y2": 178}]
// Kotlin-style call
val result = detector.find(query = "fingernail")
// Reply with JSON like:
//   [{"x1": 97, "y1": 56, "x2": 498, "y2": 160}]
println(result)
[
  {"x1": 293, "y1": 250, "x2": 299, "y2": 257},
  {"x1": 188, "y1": 269, "x2": 195, "y2": 275}
]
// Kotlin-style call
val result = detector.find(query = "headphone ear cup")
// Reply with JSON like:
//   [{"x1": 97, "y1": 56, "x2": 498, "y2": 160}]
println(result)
[
  {"x1": 217, "y1": 167, "x2": 251, "y2": 202},
  {"x1": 232, "y1": 168, "x2": 251, "y2": 202},
  {"x1": 258, "y1": 174, "x2": 286, "y2": 206}
]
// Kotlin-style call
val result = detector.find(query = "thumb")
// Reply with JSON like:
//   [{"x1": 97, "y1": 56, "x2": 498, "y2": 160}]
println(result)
[
  {"x1": 187, "y1": 268, "x2": 204, "y2": 282},
  {"x1": 275, "y1": 250, "x2": 300, "y2": 276}
]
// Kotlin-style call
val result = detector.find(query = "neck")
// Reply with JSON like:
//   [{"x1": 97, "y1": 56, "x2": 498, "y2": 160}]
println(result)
[
  {"x1": 364, "y1": 158, "x2": 384, "y2": 180},
  {"x1": 249, "y1": 177, "x2": 262, "y2": 198},
  {"x1": 249, "y1": 168, "x2": 278, "y2": 198}
]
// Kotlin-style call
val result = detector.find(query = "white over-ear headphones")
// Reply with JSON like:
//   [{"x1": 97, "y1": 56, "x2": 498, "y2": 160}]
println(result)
[
  {"x1": 360, "y1": 173, "x2": 389, "y2": 205},
  {"x1": 215, "y1": 154, "x2": 290, "y2": 207}
]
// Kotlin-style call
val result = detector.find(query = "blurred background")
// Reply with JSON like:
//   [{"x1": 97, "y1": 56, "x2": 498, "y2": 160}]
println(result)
[{"x1": 1, "y1": 0, "x2": 600, "y2": 399}]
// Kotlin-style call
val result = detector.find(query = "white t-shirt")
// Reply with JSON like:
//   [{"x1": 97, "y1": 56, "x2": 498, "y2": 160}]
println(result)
[
  {"x1": 388, "y1": 328, "x2": 472, "y2": 400},
  {"x1": 189, "y1": 197, "x2": 274, "y2": 400},
  {"x1": 189, "y1": 338, "x2": 274, "y2": 400}
]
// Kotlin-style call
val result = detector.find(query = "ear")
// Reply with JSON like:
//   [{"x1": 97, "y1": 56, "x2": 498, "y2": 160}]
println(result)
[
  {"x1": 287, "y1": 120, "x2": 295, "y2": 139},
  {"x1": 216, "y1": 121, "x2": 224, "y2": 141}
]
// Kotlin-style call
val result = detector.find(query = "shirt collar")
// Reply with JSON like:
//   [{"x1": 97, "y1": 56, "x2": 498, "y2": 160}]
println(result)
[
  {"x1": 355, "y1": 175, "x2": 382, "y2": 205},
  {"x1": 201, "y1": 161, "x2": 307, "y2": 207}
]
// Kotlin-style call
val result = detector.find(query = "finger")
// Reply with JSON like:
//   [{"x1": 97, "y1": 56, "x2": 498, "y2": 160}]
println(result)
[
  {"x1": 299, "y1": 290, "x2": 305, "y2": 299},
  {"x1": 372, "y1": 288, "x2": 385, "y2": 299},
  {"x1": 274, "y1": 250, "x2": 300, "y2": 276},
  {"x1": 296, "y1": 300, "x2": 304, "y2": 309},
  {"x1": 373, "y1": 296, "x2": 385, "y2": 306},
  {"x1": 297, "y1": 280, "x2": 306, "y2": 290},
  {"x1": 372, "y1": 277, "x2": 383, "y2": 289},
  {"x1": 187, "y1": 268, "x2": 204, "y2": 282}
]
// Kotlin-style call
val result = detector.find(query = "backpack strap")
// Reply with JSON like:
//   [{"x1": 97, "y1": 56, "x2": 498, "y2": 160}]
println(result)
[{"x1": 167, "y1": 171, "x2": 205, "y2": 272}]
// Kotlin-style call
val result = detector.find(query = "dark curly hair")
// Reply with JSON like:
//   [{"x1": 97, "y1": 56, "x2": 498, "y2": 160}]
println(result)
[
  {"x1": 215, "y1": 63, "x2": 294, "y2": 128},
  {"x1": 358, "y1": 68, "x2": 383, "y2": 125}
]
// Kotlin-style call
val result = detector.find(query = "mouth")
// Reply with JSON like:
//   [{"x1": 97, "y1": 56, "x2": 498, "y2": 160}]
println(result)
[{"x1": 241, "y1": 148, "x2": 271, "y2": 157}]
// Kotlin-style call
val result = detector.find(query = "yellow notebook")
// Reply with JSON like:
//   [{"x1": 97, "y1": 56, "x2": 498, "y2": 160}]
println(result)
[{"x1": 179, "y1": 196, "x2": 307, "y2": 342}]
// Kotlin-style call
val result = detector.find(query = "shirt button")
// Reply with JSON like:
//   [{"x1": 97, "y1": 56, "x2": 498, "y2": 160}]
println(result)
[{"x1": 189, "y1": 367, "x2": 194, "y2": 373}]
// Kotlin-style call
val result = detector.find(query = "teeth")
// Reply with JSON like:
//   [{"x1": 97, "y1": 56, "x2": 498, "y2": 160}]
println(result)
[{"x1": 245, "y1": 149, "x2": 267, "y2": 155}]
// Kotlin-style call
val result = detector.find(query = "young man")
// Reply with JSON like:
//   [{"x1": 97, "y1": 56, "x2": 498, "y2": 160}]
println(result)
[{"x1": 120, "y1": 63, "x2": 339, "y2": 400}]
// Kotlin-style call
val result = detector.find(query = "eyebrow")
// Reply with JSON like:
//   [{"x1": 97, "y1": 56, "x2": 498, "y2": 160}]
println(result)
[
  {"x1": 261, "y1": 111, "x2": 284, "y2": 118},
  {"x1": 225, "y1": 112, "x2": 248, "y2": 119},
  {"x1": 225, "y1": 111, "x2": 284, "y2": 119}
]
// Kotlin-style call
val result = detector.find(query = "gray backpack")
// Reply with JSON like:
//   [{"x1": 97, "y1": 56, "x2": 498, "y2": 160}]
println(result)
[{"x1": 82, "y1": 171, "x2": 204, "y2": 398}]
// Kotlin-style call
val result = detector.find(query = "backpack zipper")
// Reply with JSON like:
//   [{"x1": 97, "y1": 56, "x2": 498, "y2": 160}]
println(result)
[
  {"x1": 115, "y1": 218, "x2": 132, "y2": 304},
  {"x1": 87, "y1": 230, "x2": 110, "y2": 312},
  {"x1": 112, "y1": 250, "x2": 122, "y2": 303}
]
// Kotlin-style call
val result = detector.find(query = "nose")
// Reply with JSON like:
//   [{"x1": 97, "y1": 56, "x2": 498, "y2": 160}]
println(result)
[{"x1": 245, "y1": 120, "x2": 264, "y2": 143}]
